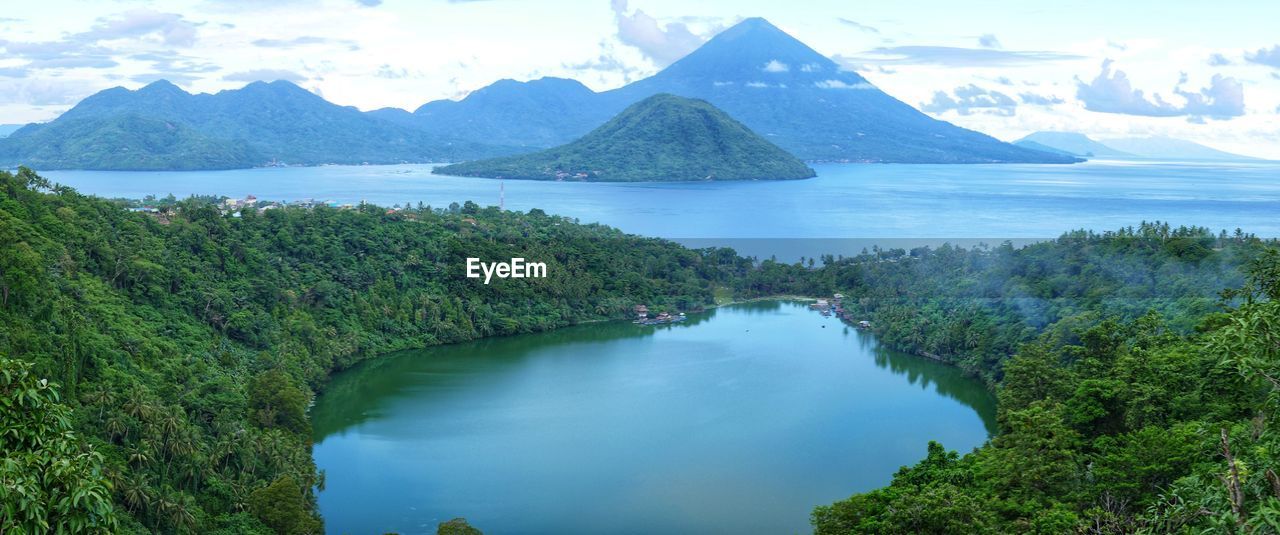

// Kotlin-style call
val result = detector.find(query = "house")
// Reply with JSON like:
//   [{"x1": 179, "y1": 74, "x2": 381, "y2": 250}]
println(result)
[
  {"x1": 858, "y1": 320, "x2": 872, "y2": 329},
  {"x1": 634, "y1": 305, "x2": 649, "y2": 320}
]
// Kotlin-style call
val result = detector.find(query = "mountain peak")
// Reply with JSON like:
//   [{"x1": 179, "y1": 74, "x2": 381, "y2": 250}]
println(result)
[
  {"x1": 138, "y1": 79, "x2": 187, "y2": 94},
  {"x1": 233, "y1": 80, "x2": 318, "y2": 101},
  {"x1": 648, "y1": 16, "x2": 843, "y2": 83},
  {"x1": 719, "y1": 17, "x2": 785, "y2": 38}
]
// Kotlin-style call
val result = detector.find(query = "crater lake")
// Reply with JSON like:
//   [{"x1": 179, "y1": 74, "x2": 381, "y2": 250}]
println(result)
[{"x1": 310, "y1": 301, "x2": 996, "y2": 534}]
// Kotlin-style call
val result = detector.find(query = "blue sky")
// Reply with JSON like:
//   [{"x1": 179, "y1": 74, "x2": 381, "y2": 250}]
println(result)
[{"x1": 2, "y1": 0, "x2": 1279, "y2": 157}]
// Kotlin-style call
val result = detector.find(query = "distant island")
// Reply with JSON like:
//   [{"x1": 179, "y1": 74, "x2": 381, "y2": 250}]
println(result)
[
  {"x1": 434, "y1": 94, "x2": 816, "y2": 182},
  {"x1": 1014, "y1": 132, "x2": 1136, "y2": 159},
  {"x1": 1014, "y1": 131, "x2": 1259, "y2": 161}
]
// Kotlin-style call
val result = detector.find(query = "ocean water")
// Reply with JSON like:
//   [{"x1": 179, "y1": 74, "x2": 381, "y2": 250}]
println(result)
[{"x1": 41, "y1": 160, "x2": 1280, "y2": 260}]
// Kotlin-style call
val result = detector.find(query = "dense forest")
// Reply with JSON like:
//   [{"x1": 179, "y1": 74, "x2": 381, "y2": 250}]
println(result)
[
  {"x1": 0, "y1": 167, "x2": 758, "y2": 533},
  {"x1": 4, "y1": 164, "x2": 1278, "y2": 533},
  {"x1": 793, "y1": 229, "x2": 1280, "y2": 533}
]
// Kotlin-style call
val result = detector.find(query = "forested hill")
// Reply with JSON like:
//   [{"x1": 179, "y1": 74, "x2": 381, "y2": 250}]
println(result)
[
  {"x1": 434, "y1": 94, "x2": 816, "y2": 182},
  {"x1": 0, "y1": 167, "x2": 755, "y2": 533},
  {"x1": 0, "y1": 80, "x2": 510, "y2": 171},
  {"x1": 770, "y1": 231, "x2": 1280, "y2": 532},
  {"x1": 6, "y1": 163, "x2": 1279, "y2": 533}
]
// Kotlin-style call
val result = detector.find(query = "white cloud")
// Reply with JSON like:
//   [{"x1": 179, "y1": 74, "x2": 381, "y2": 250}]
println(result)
[
  {"x1": 1245, "y1": 45, "x2": 1280, "y2": 68},
  {"x1": 762, "y1": 60, "x2": 789, "y2": 73},
  {"x1": 920, "y1": 84, "x2": 1017, "y2": 116},
  {"x1": 77, "y1": 10, "x2": 200, "y2": 48},
  {"x1": 1075, "y1": 60, "x2": 1244, "y2": 121},
  {"x1": 815, "y1": 79, "x2": 874, "y2": 90},
  {"x1": 223, "y1": 69, "x2": 307, "y2": 83},
  {"x1": 609, "y1": 0, "x2": 707, "y2": 66}
]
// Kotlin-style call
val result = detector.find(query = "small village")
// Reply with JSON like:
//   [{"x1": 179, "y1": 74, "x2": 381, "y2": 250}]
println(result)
[
  {"x1": 632, "y1": 305, "x2": 687, "y2": 325},
  {"x1": 220, "y1": 194, "x2": 356, "y2": 215},
  {"x1": 809, "y1": 293, "x2": 872, "y2": 329}
]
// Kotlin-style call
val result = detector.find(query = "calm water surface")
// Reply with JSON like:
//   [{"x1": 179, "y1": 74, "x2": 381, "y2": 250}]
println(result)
[
  {"x1": 311, "y1": 301, "x2": 996, "y2": 534},
  {"x1": 40, "y1": 160, "x2": 1280, "y2": 260}
]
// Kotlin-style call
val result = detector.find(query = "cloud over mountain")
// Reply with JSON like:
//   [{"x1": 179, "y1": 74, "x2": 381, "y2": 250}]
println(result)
[
  {"x1": 224, "y1": 69, "x2": 307, "y2": 83},
  {"x1": 610, "y1": 0, "x2": 710, "y2": 66},
  {"x1": 1075, "y1": 60, "x2": 1244, "y2": 122},
  {"x1": 920, "y1": 84, "x2": 1017, "y2": 116}
]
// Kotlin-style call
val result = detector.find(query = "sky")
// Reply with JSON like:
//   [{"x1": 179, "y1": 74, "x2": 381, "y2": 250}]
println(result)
[{"x1": 2, "y1": 0, "x2": 1279, "y2": 158}]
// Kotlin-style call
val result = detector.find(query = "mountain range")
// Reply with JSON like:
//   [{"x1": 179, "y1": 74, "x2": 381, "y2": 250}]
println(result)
[
  {"x1": 0, "y1": 80, "x2": 511, "y2": 170},
  {"x1": 0, "y1": 124, "x2": 22, "y2": 138},
  {"x1": 1014, "y1": 132, "x2": 1258, "y2": 161},
  {"x1": 1014, "y1": 132, "x2": 1135, "y2": 159},
  {"x1": 1101, "y1": 137, "x2": 1258, "y2": 161},
  {"x1": 1, "y1": 17, "x2": 1076, "y2": 171},
  {"x1": 434, "y1": 94, "x2": 816, "y2": 181},
  {"x1": 402, "y1": 18, "x2": 1074, "y2": 165}
]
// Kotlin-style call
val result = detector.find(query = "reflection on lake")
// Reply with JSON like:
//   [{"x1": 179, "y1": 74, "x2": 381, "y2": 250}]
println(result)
[{"x1": 312, "y1": 301, "x2": 995, "y2": 534}]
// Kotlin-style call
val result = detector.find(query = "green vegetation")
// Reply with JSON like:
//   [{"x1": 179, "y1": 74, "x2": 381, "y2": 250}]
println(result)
[
  {"x1": 437, "y1": 517, "x2": 483, "y2": 535},
  {"x1": 1, "y1": 358, "x2": 117, "y2": 533},
  {"x1": 0, "y1": 114, "x2": 262, "y2": 171},
  {"x1": 0, "y1": 80, "x2": 509, "y2": 171},
  {"x1": 434, "y1": 94, "x2": 816, "y2": 182},
  {"x1": 0, "y1": 167, "x2": 758, "y2": 533},
  {"x1": 800, "y1": 228, "x2": 1280, "y2": 533},
  {"x1": 5, "y1": 161, "x2": 1277, "y2": 533}
]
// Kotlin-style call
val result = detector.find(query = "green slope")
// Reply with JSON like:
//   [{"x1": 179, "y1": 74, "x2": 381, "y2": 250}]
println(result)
[
  {"x1": 0, "y1": 167, "x2": 758, "y2": 533},
  {"x1": 0, "y1": 80, "x2": 513, "y2": 170},
  {"x1": 0, "y1": 114, "x2": 262, "y2": 171},
  {"x1": 434, "y1": 94, "x2": 816, "y2": 182}
]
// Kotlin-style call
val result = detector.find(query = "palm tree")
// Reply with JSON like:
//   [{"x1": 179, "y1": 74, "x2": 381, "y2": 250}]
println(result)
[
  {"x1": 119, "y1": 473, "x2": 152, "y2": 515},
  {"x1": 167, "y1": 491, "x2": 198, "y2": 533},
  {"x1": 82, "y1": 385, "x2": 115, "y2": 421},
  {"x1": 105, "y1": 413, "x2": 129, "y2": 443},
  {"x1": 151, "y1": 488, "x2": 176, "y2": 532},
  {"x1": 128, "y1": 442, "x2": 153, "y2": 468},
  {"x1": 123, "y1": 395, "x2": 155, "y2": 422}
]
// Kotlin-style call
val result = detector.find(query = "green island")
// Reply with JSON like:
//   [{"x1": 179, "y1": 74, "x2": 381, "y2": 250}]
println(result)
[
  {"x1": 433, "y1": 94, "x2": 817, "y2": 182},
  {"x1": 3, "y1": 166, "x2": 1279, "y2": 533}
]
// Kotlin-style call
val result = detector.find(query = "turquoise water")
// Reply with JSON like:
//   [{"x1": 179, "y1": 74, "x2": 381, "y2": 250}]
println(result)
[
  {"x1": 40, "y1": 160, "x2": 1280, "y2": 260},
  {"x1": 311, "y1": 301, "x2": 996, "y2": 534}
]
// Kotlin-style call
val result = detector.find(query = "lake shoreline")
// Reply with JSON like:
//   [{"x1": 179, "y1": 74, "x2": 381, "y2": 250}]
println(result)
[{"x1": 311, "y1": 299, "x2": 998, "y2": 533}]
